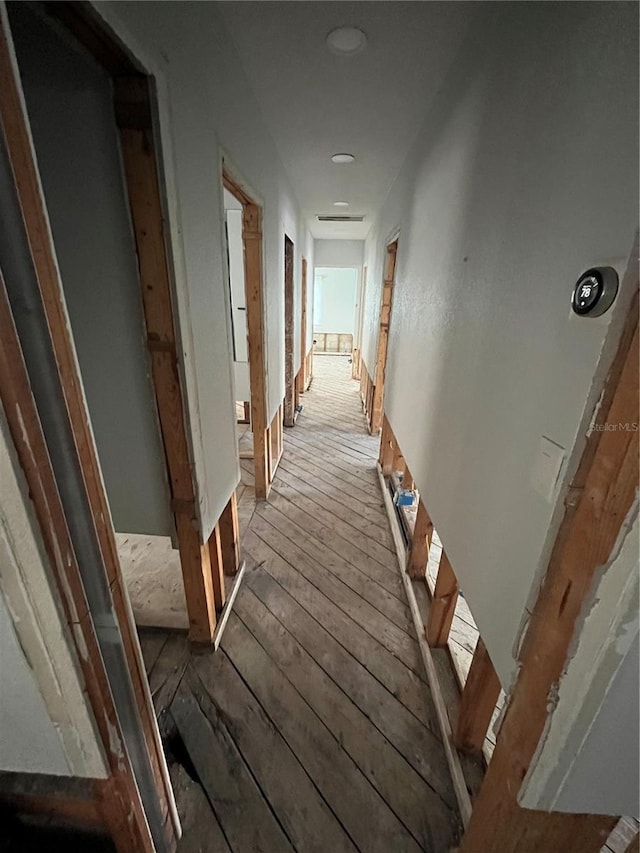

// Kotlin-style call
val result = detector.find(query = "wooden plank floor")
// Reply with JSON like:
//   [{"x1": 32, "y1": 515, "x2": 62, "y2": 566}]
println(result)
[{"x1": 140, "y1": 356, "x2": 461, "y2": 852}]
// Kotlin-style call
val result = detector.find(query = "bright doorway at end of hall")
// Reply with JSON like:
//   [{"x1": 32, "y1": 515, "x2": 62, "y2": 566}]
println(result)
[{"x1": 313, "y1": 267, "x2": 359, "y2": 356}]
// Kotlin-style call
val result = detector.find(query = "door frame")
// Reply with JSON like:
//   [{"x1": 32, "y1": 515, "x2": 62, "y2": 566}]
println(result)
[
  {"x1": 370, "y1": 239, "x2": 398, "y2": 433},
  {"x1": 0, "y1": 6, "x2": 177, "y2": 849},
  {"x1": 222, "y1": 168, "x2": 270, "y2": 499},
  {"x1": 296, "y1": 256, "x2": 308, "y2": 397},
  {"x1": 283, "y1": 234, "x2": 296, "y2": 427}
]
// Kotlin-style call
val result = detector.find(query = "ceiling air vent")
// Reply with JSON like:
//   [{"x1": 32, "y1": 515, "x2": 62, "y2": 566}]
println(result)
[{"x1": 316, "y1": 214, "x2": 365, "y2": 222}]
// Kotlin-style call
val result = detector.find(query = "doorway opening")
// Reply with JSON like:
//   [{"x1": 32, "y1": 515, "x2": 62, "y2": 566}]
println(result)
[
  {"x1": 284, "y1": 235, "x2": 296, "y2": 427},
  {"x1": 313, "y1": 266, "x2": 359, "y2": 357},
  {"x1": 363, "y1": 239, "x2": 398, "y2": 434},
  {"x1": 223, "y1": 169, "x2": 271, "y2": 499},
  {"x1": 224, "y1": 188, "x2": 253, "y2": 462}
]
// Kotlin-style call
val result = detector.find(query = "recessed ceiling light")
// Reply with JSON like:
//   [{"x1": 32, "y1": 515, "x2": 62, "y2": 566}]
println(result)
[
  {"x1": 326, "y1": 27, "x2": 367, "y2": 56},
  {"x1": 331, "y1": 153, "x2": 355, "y2": 164},
  {"x1": 333, "y1": 201, "x2": 349, "y2": 207}
]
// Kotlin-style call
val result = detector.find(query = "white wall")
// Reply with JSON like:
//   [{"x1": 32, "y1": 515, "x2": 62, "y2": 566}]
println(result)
[
  {"x1": 224, "y1": 190, "x2": 251, "y2": 403},
  {"x1": 95, "y1": 0, "x2": 314, "y2": 537},
  {"x1": 315, "y1": 239, "x2": 364, "y2": 268},
  {"x1": 313, "y1": 267, "x2": 358, "y2": 335},
  {"x1": 362, "y1": 1, "x2": 638, "y2": 691},
  {"x1": 10, "y1": 3, "x2": 173, "y2": 537},
  {"x1": 0, "y1": 406, "x2": 107, "y2": 778}
]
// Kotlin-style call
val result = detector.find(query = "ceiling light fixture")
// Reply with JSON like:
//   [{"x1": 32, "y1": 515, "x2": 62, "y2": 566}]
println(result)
[
  {"x1": 331, "y1": 153, "x2": 355, "y2": 164},
  {"x1": 326, "y1": 27, "x2": 367, "y2": 56},
  {"x1": 333, "y1": 201, "x2": 349, "y2": 207}
]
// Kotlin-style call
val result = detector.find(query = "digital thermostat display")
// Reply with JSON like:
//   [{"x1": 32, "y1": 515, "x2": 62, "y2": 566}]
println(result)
[{"x1": 571, "y1": 267, "x2": 618, "y2": 317}]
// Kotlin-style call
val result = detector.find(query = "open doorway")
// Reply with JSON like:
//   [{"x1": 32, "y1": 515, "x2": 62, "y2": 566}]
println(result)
[
  {"x1": 313, "y1": 266, "x2": 359, "y2": 357},
  {"x1": 224, "y1": 189, "x2": 253, "y2": 462},
  {"x1": 284, "y1": 235, "x2": 296, "y2": 426},
  {"x1": 365, "y1": 239, "x2": 398, "y2": 434},
  {"x1": 223, "y1": 170, "x2": 271, "y2": 499},
  {"x1": 8, "y1": 3, "x2": 191, "y2": 631}
]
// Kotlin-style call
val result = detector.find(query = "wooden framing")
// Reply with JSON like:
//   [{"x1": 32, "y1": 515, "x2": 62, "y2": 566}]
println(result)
[
  {"x1": 455, "y1": 638, "x2": 501, "y2": 756},
  {"x1": 314, "y1": 332, "x2": 354, "y2": 354},
  {"x1": 268, "y1": 402, "x2": 284, "y2": 479},
  {"x1": 0, "y1": 273, "x2": 161, "y2": 852},
  {"x1": 406, "y1": 498, "x2": 432, "y2": 579},
  {"x1": 116, "y1": 77, "x2": 221, "y2": 645},
  {"x1": 283, "y1": 235, "x2": 296, "y2": 427},
  {"x1": 370, "y1": 240, "x2": 398, "y2": 434},
  {"x1": 352, "y1": 266, "x2": 367, "y2": 380},
  {"x1": 0, "y1": 11, "x2": 179, "y2": 847},
  {"x1": 379, "y1": 414, "x2": 395, "y2": 475},
  {"x1": 426, "y1": 550, "x2": 459, "y2": 647},
  {"x1": 223, "y1": 169, "x2": 270, "y2": 499},
  {"x1": 460, "y1": 287, "x2": 638, "y2": 850},
  {"x1": 218, "y1": 491, "x2": 241, "y2": 577}
]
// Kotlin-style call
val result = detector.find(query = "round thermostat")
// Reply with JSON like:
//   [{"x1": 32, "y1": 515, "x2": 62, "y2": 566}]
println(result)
[{"x1": 571, "y1": 267, "x2": 618, "y2": 317}]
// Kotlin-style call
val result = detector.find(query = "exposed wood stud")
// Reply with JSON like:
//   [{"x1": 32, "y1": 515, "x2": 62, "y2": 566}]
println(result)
[
  {"x1": 370, "y1": 241, "x2": 398, "y2": 434},
  {"x1": 460, "y1": 281, "x2": 638, "y2": 851},
  {"x1": 177, "y1": 514, "x2": 216, "y2": 643},
  {"x1": 219, "y1": 491, "x2": 241, "y2": 576},
  {"x1": 379, "y1": 414, "x2": 395, "y2": 476},
  {"x1": 117, "y1": 78, "x2": 216, "y2": 647},
  {"x1": 207, "y1": 524, "x2": 226, "y2": 613},
  {"x1": 454, "y1": 637, "x2": 501, "y2": 755},
  {"x1": 426, "y1": 550, "x2": 459, "y2": 647},
  {"x1": 224, "y1": 169, "x2": 269, "y2": 501},
  {"x1": 406, "y1": 498, "x2": 433, "y2": 579}
]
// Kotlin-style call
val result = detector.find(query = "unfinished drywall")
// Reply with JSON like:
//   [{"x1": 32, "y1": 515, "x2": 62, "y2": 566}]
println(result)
[
  {"x1": 362, "y1": 1, "x2": 638, "y2": 688},
  {"x1": 0, "y1": 592, "x2": 69, "y2": 775},
  {"x1": 10, "y1": 4, "x2": 173, "y2": 538},
  {"x1": 0, "y1": 407, "x2": 107, "y2": 778},
  {"x1": 521, "y1": 513, "x2": 639, "y2": 817},
  {"x1": 313, "y1": 267, "x2": 358, "y2": 335},
  {"x1": 314, "y1": 239, "x2": 364, "y2": 268},
  {"x1": 94, "y1": 0, "x2": 312, "y2": 534}
]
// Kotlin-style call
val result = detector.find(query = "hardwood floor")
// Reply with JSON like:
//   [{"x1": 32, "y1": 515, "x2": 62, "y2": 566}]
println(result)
[{"x1": 140, "y1": 356, "x2": 462, "y2": 852}]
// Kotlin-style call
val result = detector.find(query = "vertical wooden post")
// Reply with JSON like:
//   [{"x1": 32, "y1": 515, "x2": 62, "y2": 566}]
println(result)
[
  {"x1": 243, "y1": 401, "x2": 251, "y2": 424},
  {"x1": 379, "y1": 414, "x2": 394, "y2": 474},
  {"x1": 240, "y1": 200, "x2": 269, "y2": 500},
  {"x1": 116, "y1": 78, "x2": 218, "y2": 646},
  {"x1": 207, "y1": 524, "x2": 226, "y2": 612},
  {"x1": 426, "y1": 550, "x2": 459, "y2": 647},
  {"x1": 406, "y1": 498, "x2": 433, "y2": 579},
  {"x1": 454, "y1": 637, "x2": 501, "y2": 755},
  {"x1": 371, "y1": 241, "x2": 397, "y2": 434},
  {"x1": 218, "y1": 491, "x2": 240, "y2": 576},
  {"x1": 460, "y1": 289, "x2": 638, "y2": 852}
]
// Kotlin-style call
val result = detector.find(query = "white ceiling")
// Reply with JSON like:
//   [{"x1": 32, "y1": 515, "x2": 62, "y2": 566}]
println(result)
[{"x1": 218, "y1": 2, "x2": 475, "y2": 240}]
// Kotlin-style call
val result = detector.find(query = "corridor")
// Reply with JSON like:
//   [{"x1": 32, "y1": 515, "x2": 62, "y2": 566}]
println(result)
[{"x1": 140, "y1": 357, "x2": 461, "y2": 852}]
